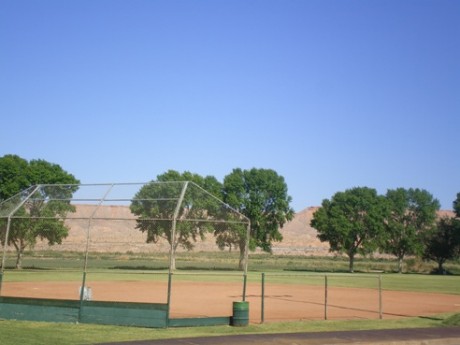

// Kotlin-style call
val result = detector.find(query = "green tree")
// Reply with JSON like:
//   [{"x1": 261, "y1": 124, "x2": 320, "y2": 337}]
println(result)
[
  {"x1": 0, "y1": 154, "x2": 79, "y2": 268},
  {"x1": 311, "y1": 187, "x2": 387, "y2": 273},
  {"x1": 454, "y1": 192, "x2": 460, "y2": 218},
  {"x1": 423, "y1": 216, "x2": 460, "y2": 274},
  {"x1": 381, "y1": 188, "x2": 440, "y2": 273},
  {"x1": 0, "y1": 155, "x2": 30, "y2": 199},
  {"x1": 220, "y1": 168, "x2": 294, "y2": 270},
  {"x1": 130, "y1": 170, "x2": 223, "y2": 270}
]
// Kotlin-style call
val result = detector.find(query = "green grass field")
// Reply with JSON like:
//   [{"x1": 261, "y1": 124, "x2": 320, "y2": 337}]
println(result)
[
  {"x1": 4, "y1": 250, "x2": 460, "y2": 274},
  {"x1": 0, "y1": 313, "x2": 459, "y2": 345},
  {"x1": 3, "y1": 268, "x2": 460, "y2": 295}
]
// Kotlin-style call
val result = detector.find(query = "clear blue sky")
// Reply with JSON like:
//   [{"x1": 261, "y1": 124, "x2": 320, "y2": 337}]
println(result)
[{"x1": 1, "y1": 0, "x2": 459, "y2": 211}]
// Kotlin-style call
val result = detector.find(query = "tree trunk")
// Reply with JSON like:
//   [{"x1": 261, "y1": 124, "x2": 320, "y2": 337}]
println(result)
[
  {"x1": 438, "y1": 260, "x2": 445, "y2": 274},
  {"x1": 238, "y1": 236, "x2": 248, "y2": 271},
  {"x1": 16, "y1": 250, "x2": 23, "y2": 270},
  {"x1": 348, "y1": 253, "x2": 355, "y2": 273},
  {"x1": 398, "y1": 257, "x2": 403, "y2": 274},
  {"x1": 12, "y1": 241, "x2": 24, "y2": 270}
]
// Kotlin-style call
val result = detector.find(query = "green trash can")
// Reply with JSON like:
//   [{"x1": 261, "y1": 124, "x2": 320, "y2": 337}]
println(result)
[{"x1": 232, "y1": 301, "x2": 249, "y2": 326}]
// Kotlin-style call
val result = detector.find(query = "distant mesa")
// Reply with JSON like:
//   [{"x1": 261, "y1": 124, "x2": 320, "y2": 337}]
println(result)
[{"x1": 33, "y1": 205, "x2": 453, "y2": 256}]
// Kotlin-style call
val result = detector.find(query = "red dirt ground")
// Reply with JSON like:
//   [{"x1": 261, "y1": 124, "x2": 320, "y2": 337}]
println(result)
[{"x1": 2, "y1": 280, "x2": 460, "y2": 323}]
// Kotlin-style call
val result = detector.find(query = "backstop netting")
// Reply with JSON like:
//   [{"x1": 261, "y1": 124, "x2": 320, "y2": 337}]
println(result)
[{"x1": 0, "y1": 182, "x2": 250, "y2": 314}]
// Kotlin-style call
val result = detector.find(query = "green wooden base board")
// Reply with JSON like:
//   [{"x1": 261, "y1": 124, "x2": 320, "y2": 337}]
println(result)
[
  {"x1": 0, "y1": 297, "x2": 241, "y2": 328},
  {"x1": 0, "y1": 297, "x2": 168, "y2": 328},
  {"x1": 169, "y1": 316, "x2": 231, "y2": 327}
]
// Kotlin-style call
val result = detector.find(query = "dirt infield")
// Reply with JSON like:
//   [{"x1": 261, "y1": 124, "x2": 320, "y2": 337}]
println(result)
[{"x1": 2, "y1": 280, "x2": 460, "y2": 323}]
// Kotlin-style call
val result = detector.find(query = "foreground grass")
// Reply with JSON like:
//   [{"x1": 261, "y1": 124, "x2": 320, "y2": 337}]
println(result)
[{"x1": 1, "y1": 313, "x2": 459, "y2": 345}]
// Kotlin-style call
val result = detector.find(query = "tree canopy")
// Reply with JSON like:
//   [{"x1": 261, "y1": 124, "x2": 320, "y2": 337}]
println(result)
[
  {"x1": 381, "y1": 188, "x2": 440, "y2": 273},
  {"x1": 311, "y1": 187, "x2": 387, "y2": 273},
  {"x1": 423, "y1": 193, "x2": 460, "y2": 274},
  {"x1": 130, "y1": 170, "x2": 228, "y2": 270},
  {"x1": 454, "y1": 192, "x2": 460, "y2": 218},
  {"x1": 423, "y1": 216, "x2": 460, "y2": 274},
  {"x1": 0, "y1": 154, "x2": 79, "y2": 268},
  {"x1": 221, "y1": 168, "x2": 294, "y2": 269}
]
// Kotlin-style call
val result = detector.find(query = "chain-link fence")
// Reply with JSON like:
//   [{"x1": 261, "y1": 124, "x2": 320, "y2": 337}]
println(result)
[
  {"x1": 245, "y1": 273, "x2": 382, "y2": 323},
  {"x1": 0, "y1": 182, "x2": 250, "y2": 304}
]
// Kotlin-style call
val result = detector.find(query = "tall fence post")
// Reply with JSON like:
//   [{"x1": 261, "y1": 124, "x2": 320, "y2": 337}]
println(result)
[
  {"x1": 242, "y1": 274, "x2": 247, "y2": 301},
  {"x1": 78, "y1": 271, "x2": 87, "y2": 323},
  {"x1": 324, "y1": 275, "x2": 328, "y2": 320},
  {"x1": 378, "y1": 275, "x2": 383, "y2": 319},
  {"x1": 166, "y1": 271, "x2": 173, "y2": 327},
  {"x1": 170, "y1": 182, "x2": 188, "y2": 273},
  {"x1": 261, "y1": 273, "x2": 265, "y2": 324}
]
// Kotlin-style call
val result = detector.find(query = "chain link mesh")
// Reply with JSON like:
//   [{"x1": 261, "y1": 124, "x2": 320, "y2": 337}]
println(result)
[{"x1": 1, "y1": 182, "x2": 250, "y2": 272}]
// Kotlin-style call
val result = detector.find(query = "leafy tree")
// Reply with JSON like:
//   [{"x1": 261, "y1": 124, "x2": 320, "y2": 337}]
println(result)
[
  {"x1": 311, "y1": 187, "x2": 387, "y2": 273},
  {"x1": 423, "y1": 216, "x2": 460, "y2": 274},
  {"x1": 0, "y1": 155, "x2": 30, "y2": 199},
  {"x1": 381, "y1": 188, "x2": 440, "y2": 273},
  {"x1": 0, "y1": 154, "x2": 79, "y2": 268},
  {"x1": 220, "y1": 168, "x2": 294, "y2": 270},
  {"x1": 454, "y1": 192, "x2": 460, "y2": 218},
  {"x1": 130, "y1": 170, "x2": 223, "y2": 270}
]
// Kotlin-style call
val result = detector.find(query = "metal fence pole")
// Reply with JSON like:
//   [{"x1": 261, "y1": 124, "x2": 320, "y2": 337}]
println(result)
[
  {"x1": 324, "y1": 275, "x2": 328, "y2": 320},
  {"x1": 378, "y1": 275, "x2": 383, "y2": 319},
  {"x1": 242, "y1": 274, "x2": 247, "y2": 301},
  {"x1": 166, "y1": 272, "x2": 173, "y2": 327},
  {"x1": 243, "y1": 223, "x2": 250, "y2": 275},
  {"x1": 77, "y1": 271, "x2": 88, "y2": 322},
  {"x1": 261, "y1": 273, "x2": 265, "y2": 323},
  {"x1": 170, "y1": 182, "x2": 188, "y2": 273},
  {"x1": 0, "y1": 218, "x2": 12, "y2": 278}
]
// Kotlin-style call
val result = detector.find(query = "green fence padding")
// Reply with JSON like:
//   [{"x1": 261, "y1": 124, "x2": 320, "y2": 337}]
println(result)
[
  {"x1": 169, "y1": 316, "x2": 231, "y2": 327},
  {"x1": 0, "y1": 297, "x2": 168, "y2": 328},
  {"x1": 0, "y1": 297, "x2": 79, "y2": 323},
  {"x1": 80, "y1": 301, "x2": 168, "y2": 328},
  {"x1": 82, "y1": 300, "x2": 168, "y2": 311},
  {"x1": 0, "y1": 297, "x2": 238, "y2": 329},
  {"x1": 0, "y1": 296, "x2": 80, "y2": 308}
]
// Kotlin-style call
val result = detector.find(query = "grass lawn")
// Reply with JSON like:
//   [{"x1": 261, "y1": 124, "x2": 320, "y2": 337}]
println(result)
[
  {"x1": 1, "y1": 313, "x2": 459, "y2": 345},
  {"x1": 5, "y1": 251, "x2": 460, "y2": 274},
  {"x1": 3, "y1": 267, "x2": 460, "y2": 295}
]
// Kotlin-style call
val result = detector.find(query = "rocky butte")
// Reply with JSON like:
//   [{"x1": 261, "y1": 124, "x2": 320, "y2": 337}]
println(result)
[
  {"x1": 32, "y1": 205, "x2": 454, "y2": 256},
  {"x1": 31, "y1": 205, "x2": 329, "y2": 255}
]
